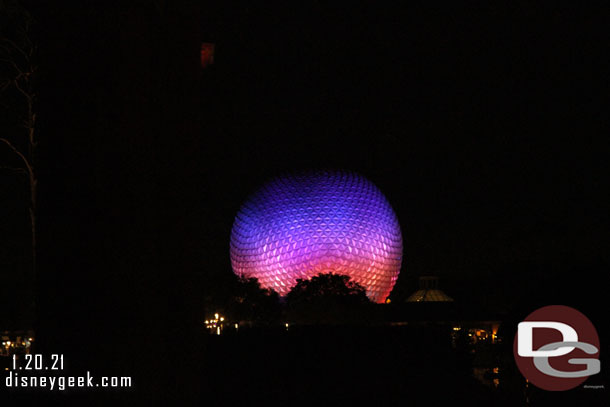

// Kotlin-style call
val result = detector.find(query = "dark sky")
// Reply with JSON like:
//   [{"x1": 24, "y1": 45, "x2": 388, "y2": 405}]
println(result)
[{"x1": 1, "y1": 1, "x2": 608, "y2": 371}]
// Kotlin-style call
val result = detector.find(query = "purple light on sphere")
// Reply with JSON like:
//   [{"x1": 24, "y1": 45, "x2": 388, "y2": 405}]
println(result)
[{"x1": 230, "y1": 171, "x2": 403, "y2": 303}]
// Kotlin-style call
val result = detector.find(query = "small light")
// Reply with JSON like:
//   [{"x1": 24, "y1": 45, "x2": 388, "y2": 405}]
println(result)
[
  {"x1": 6, "y1": 341, "x2": 10, "y2": 346},
  {"x1": 214, "y1": 313, "x2": 219, "y2": 320},
  {"x1": 220, "y1": 317, "x2": 224, "y2": 322},
  {"x1": 205, "y1": 320, "x2": 209, "y2": 324},
  {"x1": 200, "y1": 42, "x2": 215, "y2": 68},
  {"x1": 234, "y1": 323, "x2": 238, "y2": 329}
]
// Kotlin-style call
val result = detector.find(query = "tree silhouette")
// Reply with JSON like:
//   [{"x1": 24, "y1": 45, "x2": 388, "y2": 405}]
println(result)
[
  {"x1": 204, "y1": 274, "x2": 280, "y2": 325},
  {"x1": 285, "y1": 273, "x2": 371, "y2": 324},
  {"x1": 1, "y1": 0, "x2": 37, "y2": 329},
  {"x1": 287, "y1": 273, "x2": 369, "y2": 303},
  {"x1": 228, "y1": 276, "x2": 280, "y2": 323}
]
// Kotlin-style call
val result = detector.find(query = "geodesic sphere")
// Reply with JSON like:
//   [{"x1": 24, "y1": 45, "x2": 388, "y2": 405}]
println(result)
[{"x1": 230, "y1": 171, "x2": 403, "y2": 303}]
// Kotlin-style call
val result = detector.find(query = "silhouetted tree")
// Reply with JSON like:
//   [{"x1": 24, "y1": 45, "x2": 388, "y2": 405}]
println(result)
[
  {"x1": 285, "y1": 273, "x2": 371, "y2": 324},
  {"x1": 203, "y1": 273, "x2": 280, "y2": 324},
  {"x1": 227, "y1": 276, "x2": 280, "y2": 323},
  {"x1": 1, "y1": 0, "x2": 37, "y2": 329}
]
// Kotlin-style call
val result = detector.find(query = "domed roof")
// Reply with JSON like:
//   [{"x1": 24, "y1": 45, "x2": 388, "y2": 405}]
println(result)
[{"x1": 406, "y1": 276, "x2": 453, "y2": 302}]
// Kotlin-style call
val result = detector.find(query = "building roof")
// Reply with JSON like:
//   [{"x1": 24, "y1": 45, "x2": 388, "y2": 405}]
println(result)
[
  {"x1": 406, "y1": 289, "x2": 454, "y2": 302},
  {"x1": 406, "y1": 276, "x2": 454, "y2": 302}
]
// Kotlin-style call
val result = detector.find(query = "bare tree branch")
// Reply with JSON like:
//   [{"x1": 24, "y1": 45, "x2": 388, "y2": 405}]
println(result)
[
  {"x1": 0, "y1": 57, "x2": 22, "y2": 73},
  {"x1": 0, "y1": 137, "x2": 33, "y2": 177},
  {"x1": 0, "y1": 0, "x2": 38, "y2": 330},
  {"x1": 13, "y1": 77, "x2": 32, "y2": 101},
  {"x1": 0, "y1": 37, "x2": 30, "y2": 62},
  {"x1": 0, "y1": 165, "x2": 28, "y2": 174}
]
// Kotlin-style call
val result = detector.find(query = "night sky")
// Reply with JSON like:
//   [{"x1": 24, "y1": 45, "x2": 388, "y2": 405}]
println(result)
[{"x1": 1, "y1": 1, "x2": 609, "y2": 399}]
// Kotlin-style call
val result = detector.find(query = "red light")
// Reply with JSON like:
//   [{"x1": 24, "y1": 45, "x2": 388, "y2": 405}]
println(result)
[{"x1": 200, "y1": 43, "x2": 215, "y2": 68}]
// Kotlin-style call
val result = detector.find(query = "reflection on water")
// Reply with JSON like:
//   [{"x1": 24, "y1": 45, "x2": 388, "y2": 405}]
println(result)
[{"x1": 473, "y1": 366, "x2": 500, "y2": 389}]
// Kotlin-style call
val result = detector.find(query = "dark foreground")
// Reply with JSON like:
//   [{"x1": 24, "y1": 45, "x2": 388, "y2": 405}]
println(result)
[{"x1": 5, "y1": 325, "x2": 608, "y2": 406}]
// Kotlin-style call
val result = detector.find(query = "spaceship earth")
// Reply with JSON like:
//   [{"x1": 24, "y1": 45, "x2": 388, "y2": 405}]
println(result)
[{"x1": 230, "y1": 171, "x2": 403, "y2": 303}]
